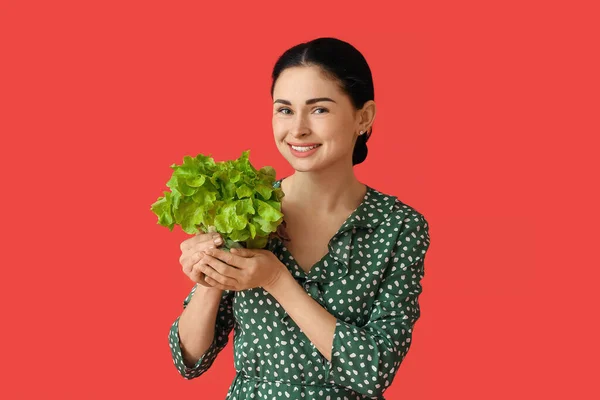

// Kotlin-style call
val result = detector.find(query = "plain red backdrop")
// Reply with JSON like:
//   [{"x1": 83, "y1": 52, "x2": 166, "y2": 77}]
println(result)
[{"x1": 1, "y1": 0, "x2": 598, "y2": 399}]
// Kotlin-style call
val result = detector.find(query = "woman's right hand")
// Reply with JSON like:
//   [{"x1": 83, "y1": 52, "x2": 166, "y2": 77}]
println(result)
[{"x1": 179, "y1": 231, "x2": 224, "y2": 288}]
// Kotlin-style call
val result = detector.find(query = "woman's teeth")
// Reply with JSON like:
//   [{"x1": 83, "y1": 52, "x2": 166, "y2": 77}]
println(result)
[{"x1": 291, "y1": 144, "x2": 321, "y2": 152}]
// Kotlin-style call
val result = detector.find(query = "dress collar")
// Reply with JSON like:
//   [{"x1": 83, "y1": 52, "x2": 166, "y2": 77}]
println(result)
[
  {"x1": 272, "y1": 178, "x2": 397, "y2": 284},
  {"x1": 336, "y1": 184, "x2": 397, "y2": 233}
]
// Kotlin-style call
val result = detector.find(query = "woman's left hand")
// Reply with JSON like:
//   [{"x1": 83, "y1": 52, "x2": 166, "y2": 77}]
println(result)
[{"x1": 198, "y1": 247, "x2": 288, "y2": 292}]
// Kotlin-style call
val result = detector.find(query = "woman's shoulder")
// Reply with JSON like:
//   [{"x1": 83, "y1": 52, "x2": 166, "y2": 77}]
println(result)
[{"x1": 368, "y1": 184, "x2": 429, "y2": 231}]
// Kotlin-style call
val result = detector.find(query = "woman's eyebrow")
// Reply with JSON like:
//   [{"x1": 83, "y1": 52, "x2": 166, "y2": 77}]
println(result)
[{"x1": 273, "y1": 97, "x2": 337, "y2": 105}]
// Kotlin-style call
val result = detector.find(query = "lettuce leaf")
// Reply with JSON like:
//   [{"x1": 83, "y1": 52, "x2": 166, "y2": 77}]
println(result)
[{"x1": 150, "y1": 150, "x2": 285, "y2": 249}]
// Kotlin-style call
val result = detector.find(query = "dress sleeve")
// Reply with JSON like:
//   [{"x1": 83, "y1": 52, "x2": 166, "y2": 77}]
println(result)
[
  {"x1": 168, "y1": 284, "x2": 236, "y2": 379},
  {"x1": 323, "y1": 213, "x2": 431, "y2": 397}
]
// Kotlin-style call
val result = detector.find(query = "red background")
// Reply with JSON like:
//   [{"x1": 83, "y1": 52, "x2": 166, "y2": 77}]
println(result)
[{"x1": 1, "y1": 0, "x2": 598, "y2": 399}]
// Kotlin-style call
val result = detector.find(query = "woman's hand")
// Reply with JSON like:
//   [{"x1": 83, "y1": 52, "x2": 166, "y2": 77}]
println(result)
[
  {"x1": 198, "y1": 247, "x2": 288, "y2": 291},
  {"x1": 179, "y1": 231, "x2": 225, "y2": 289}
]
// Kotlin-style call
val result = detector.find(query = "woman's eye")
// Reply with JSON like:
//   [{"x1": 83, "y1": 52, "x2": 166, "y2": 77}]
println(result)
[{"x1": 276, "y1": 107, "x2": 328, "y2": 115}]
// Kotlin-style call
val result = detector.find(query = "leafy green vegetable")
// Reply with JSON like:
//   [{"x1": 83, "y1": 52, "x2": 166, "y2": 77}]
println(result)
[{"x1": 150, "y1": 150, "x2": 285, "y2": 249}]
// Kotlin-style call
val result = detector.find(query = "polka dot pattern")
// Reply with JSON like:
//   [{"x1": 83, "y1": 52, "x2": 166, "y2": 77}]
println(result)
[{"x1": 168, "y1": 178, "x2": 431, "y2": 399}]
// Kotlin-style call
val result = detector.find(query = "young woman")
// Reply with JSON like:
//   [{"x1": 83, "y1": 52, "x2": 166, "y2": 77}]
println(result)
[{"x1": 169, "y1": 37, "x2": 432, "y2": 399}]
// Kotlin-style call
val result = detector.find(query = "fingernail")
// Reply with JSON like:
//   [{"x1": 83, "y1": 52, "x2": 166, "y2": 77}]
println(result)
[{"x1": 214, "y1": 237, "x2": 223, "y2": 245}]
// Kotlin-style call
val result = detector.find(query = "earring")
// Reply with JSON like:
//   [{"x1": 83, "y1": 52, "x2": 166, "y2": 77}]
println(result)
[{"x1": 359, "y1": 130, "x2": 365, "y2": 135}]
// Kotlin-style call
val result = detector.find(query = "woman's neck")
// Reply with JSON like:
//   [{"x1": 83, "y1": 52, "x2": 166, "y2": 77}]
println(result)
[{"x1": 281, "y1": 171, "x2": 366, "y2": 214}]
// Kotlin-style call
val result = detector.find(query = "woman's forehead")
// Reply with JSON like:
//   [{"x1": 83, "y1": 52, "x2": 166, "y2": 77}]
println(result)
[{"x1": 274, "y1": 67, "x2": 344, "y2": 100}]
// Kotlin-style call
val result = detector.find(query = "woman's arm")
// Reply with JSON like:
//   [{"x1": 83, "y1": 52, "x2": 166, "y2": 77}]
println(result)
[
  {"x1": 176, "y1": 285, "x2": 224, "y2": 366},
  {"x1": 169, "y1": 284, "x2": 236, "y2": 380},
  {"x1": 266, "y1": 274, "x2": 337, "y2": 361}
]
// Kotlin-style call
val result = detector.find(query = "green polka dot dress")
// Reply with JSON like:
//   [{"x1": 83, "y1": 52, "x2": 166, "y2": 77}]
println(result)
[{"x1": 169, "y1": 178, "x2": 431, "y2": 399}]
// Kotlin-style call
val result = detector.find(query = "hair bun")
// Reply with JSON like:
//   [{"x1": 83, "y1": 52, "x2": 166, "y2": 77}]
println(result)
[{"x1": 352, "y1": 133, "x2": 369, "y2": 166}]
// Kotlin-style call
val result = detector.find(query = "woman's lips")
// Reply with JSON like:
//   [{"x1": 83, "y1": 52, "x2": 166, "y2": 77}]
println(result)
[{"x1": 288, "y1": 143, "x2": 322, "y2": 157}]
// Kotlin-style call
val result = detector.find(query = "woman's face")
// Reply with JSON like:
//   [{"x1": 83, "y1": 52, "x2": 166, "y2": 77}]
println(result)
[{"x1": 272, "y1": 66, "x2": 362, "y2": 172}]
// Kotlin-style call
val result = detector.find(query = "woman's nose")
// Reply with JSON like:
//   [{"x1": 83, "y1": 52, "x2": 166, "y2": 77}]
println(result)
[{"x1": 290, "y1": 115, "x2": 310, "y2": 136}]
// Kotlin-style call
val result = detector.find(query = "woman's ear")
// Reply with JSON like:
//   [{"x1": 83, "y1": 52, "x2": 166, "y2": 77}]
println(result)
[{"x1": 358, "y1": 100, "x2": 376, "y2": 131}]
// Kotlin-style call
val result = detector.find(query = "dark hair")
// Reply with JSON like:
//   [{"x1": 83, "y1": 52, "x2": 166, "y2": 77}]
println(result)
[{"x1": 270, "y1": 37, "x2": 374, "y2": 166}]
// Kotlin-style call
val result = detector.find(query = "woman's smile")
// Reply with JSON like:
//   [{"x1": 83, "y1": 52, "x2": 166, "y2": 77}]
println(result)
[{"x1": 288, "y1": 143, "x2": 322, "y2": 157}]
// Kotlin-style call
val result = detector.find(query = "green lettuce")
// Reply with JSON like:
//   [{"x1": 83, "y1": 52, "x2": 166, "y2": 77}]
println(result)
[{"x1": 151, "y1": 150, "x2": 285, "y2": 249}]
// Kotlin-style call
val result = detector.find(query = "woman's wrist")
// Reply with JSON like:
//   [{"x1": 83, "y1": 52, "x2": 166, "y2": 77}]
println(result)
[{"x1": 195, "y1": 281, "x2": 224, "y2": 297}]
